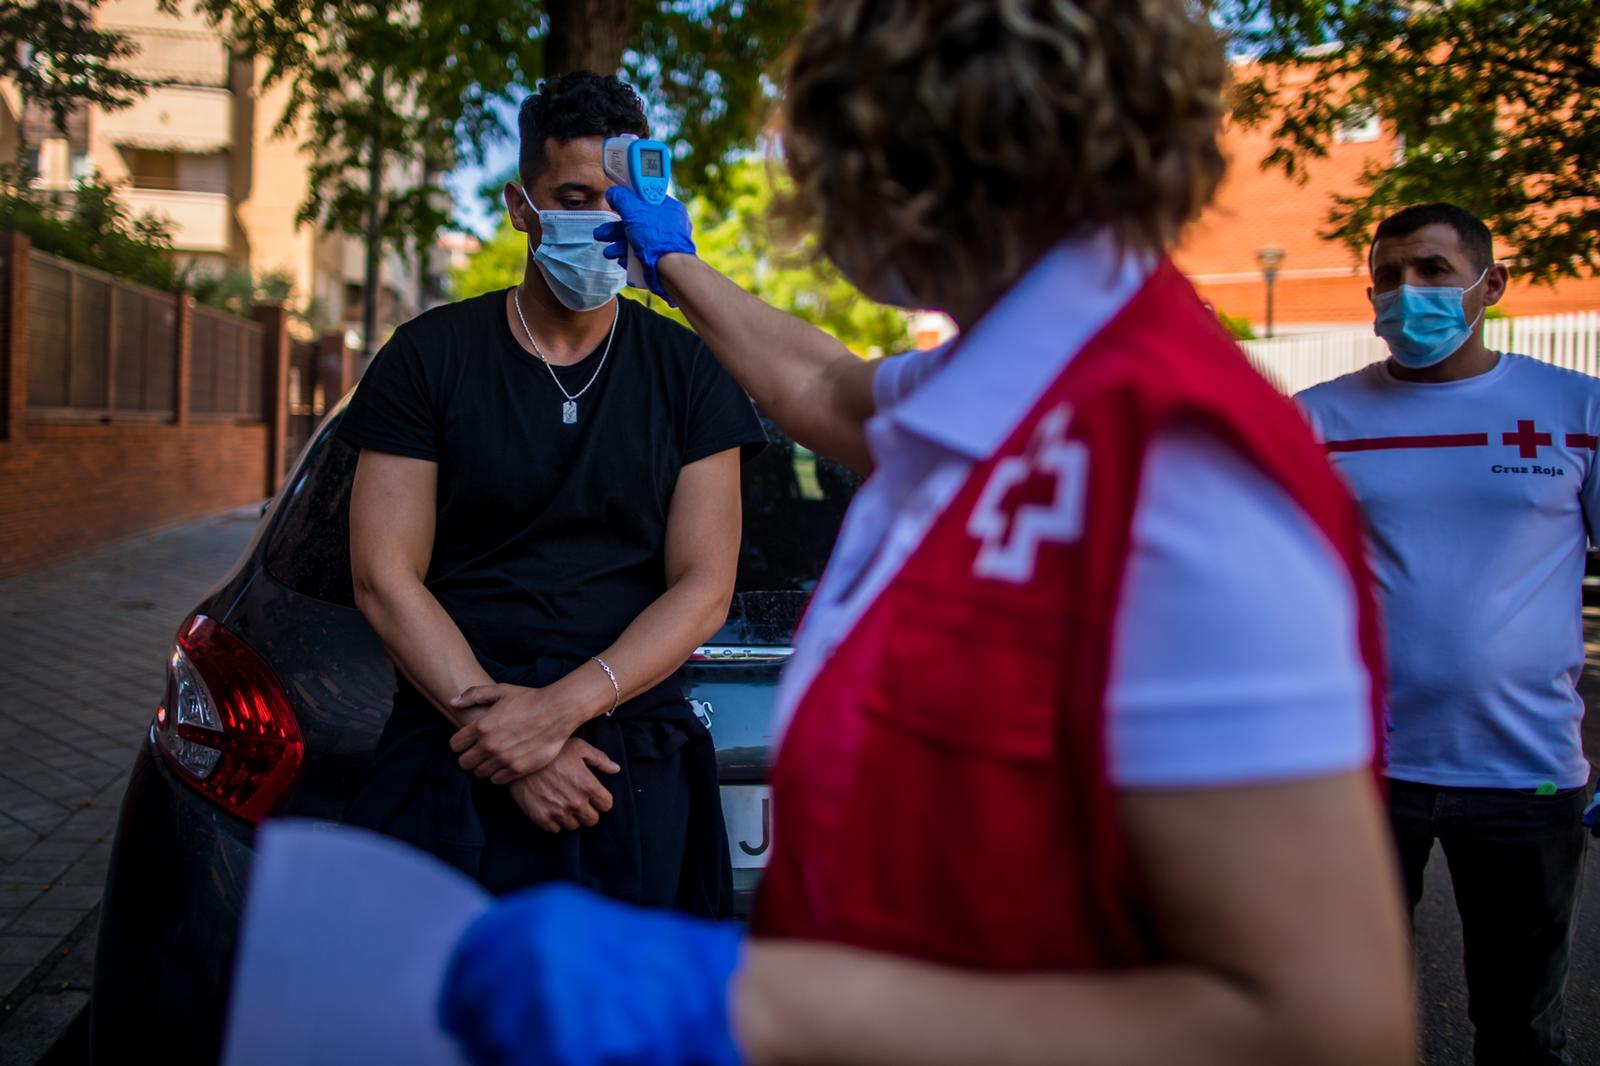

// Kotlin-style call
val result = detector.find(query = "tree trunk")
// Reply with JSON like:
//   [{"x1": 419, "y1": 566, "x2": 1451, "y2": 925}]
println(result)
[{"x1": 543, "y1": 0, "x2": 635, "y2": 77}]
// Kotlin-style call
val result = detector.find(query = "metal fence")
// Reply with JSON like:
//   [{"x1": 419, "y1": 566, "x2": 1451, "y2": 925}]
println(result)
[
  {"x1": 1242, "y1": 311, "x2": 1600, "y2": 395},
  {"x1": 25, "y1": 249, "x2": 261, "y2": 421},
  {"x1": 190, "y1": 305, "x2": 264, "y2": 419},
  {"x1": 286, "y1": 339, "x2": 326, "y2": 461},
  {"x1": 25, "y1": 253, "x2": 180, "y2": 417}
]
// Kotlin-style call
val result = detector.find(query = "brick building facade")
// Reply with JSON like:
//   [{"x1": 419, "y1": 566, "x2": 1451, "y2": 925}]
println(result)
[{"x1": 1176, "y1": 88, "x2": 1600, "y2": 333}]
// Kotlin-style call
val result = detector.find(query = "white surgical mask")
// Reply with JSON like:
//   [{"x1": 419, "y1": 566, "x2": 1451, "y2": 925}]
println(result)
[{"x1": 520, "y1": 186, "x2": 626, "y2": 312}]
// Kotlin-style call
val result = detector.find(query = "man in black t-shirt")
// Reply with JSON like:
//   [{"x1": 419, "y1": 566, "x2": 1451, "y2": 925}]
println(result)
[{"x1": 337, "y1": 71, "x2": 764, "y2": 914}]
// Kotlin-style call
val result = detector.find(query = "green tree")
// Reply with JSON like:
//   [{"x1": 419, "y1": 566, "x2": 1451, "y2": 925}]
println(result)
[
  {"x1": 195, "y1": 0, "x2": 543, "y2": 356},
  {"x1": 1223, "y1": 0, "x2": 1600, "y2": 282},
  {"x1": 0, "y1": 168, "x2": 182, "y2": 290},
  {"x1": 452, "y1": 219, "x2": 530, "y2": 303},
  {"x1": 197, "y1": 0, "x2": 807, "y2": 357},
  {"x1": 0, "y1": 0, "x2": 171, "y2": 162},
  {"x1": 454, "y1": 160, "x2": 911, "y2": 356}
]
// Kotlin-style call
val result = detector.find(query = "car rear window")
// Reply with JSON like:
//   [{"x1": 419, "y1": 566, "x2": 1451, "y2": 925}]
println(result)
[
  {"x1": 715, "y1": 416, "x2": 861, "y2": 645},
  {"x1": 263, "y1": 412, "x2": 861, "y2": 639},
  {"x1": 262, "y1": 417, "x2": 359, "y2": 607}
]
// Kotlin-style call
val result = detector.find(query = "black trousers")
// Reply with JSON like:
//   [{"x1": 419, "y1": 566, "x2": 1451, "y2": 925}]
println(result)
[
  {"x1": 345, "y1": 653, "x2": 732, "y2": 918},
  {"x1": 1389, "y1": 779, "x2": 1589, "y2": 1066}
]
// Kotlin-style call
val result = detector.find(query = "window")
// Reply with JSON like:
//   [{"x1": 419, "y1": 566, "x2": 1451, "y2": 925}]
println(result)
[
  {"x1": 122, "y1": 147, "x2": 181, "y2": 190},
  {"x1": 1336, "y1": 106, "x2": 1381, "y2": 145}
]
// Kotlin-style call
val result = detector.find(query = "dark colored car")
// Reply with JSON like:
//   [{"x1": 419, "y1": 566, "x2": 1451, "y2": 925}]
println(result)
[{"x1": 91, "y1": 396, "x2": 859, "y2": 1064}]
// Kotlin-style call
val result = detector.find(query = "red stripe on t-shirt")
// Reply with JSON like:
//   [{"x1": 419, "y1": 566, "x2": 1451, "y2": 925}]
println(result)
[
  {"x1": 1325, "y1": 433, "x2": 1490, "y2": 453},
  {"x1": 1567, "y1": 433, "x2": 1598, "y2": 451}
]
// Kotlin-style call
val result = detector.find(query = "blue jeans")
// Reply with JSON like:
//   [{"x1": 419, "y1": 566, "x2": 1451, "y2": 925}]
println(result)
[{"x1": 1388, "y1": 779, "x2": 1589, "y2": 1066}]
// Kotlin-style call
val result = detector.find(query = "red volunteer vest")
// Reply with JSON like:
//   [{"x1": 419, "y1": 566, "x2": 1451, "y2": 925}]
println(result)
[{"x1": 751, "y1": 261, "x2": 1387, "y2": 971}]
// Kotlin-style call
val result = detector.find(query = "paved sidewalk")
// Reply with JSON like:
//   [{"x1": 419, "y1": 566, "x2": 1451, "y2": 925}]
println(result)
[{"x1": 0, "y1": 507, "x2": 260, "y2": 1061}]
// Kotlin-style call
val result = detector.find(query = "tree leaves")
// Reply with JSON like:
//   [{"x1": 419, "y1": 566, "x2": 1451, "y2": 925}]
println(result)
[
  {"x1": 1222, "y1": 0, "x2": 1600, "y2": 282},
  {"x1": 0, "y1": 0, "x2": 171, "y2": 143},
  {"x1": 624, "y1": 1, "x2": 807, "y2": 204},
  {"x1": 0, "y1": 167, "x2": 184, "y2": 290},
  {"x1": 196, "y1": 0, "x2": 543, "y2": 259},
  {"x1": 183, "y1": 0, "x2": 808, "y2": 330}
]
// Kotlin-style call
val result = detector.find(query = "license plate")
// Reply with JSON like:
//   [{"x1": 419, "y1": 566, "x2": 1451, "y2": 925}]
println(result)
[{"x1": 719, "y1": 785, "x2": 773, "y2": 869}]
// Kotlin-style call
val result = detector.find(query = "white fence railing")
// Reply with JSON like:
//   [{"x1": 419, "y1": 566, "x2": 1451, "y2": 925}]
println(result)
[{"x1": 1241, "y1": 311, "x2": 1600, "y2": 395}]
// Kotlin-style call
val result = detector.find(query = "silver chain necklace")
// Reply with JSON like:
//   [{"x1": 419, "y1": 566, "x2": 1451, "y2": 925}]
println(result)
[{"x1": 512, "y1": 287, "x2": 619, "y2": 424}]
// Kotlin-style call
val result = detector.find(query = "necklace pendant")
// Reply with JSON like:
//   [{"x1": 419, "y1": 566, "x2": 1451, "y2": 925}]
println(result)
[{"x1": 562, "y1": 400, "x2": 578, "y2": 424}]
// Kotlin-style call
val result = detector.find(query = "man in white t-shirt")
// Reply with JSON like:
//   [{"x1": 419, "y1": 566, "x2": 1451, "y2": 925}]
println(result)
[{"x1": 1299, "y1": 202, "x2": 1598, "y2": 1066}]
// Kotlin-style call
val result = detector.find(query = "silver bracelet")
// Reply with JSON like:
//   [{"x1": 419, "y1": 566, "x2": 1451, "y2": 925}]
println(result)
[{"x1": 590, "y1": 656, "x2": 620, "y2": 716}]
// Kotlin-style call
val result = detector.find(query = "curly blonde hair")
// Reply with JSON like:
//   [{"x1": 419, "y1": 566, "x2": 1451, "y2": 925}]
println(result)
[{"x1": 781, "y1": 0, "x2": 1228, "y2": 310}]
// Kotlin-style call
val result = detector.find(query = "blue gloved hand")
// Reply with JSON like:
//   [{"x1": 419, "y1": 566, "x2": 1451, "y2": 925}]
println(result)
[
  {"x1": 1584, "y1": 793, "x2": 1600, "y2": 838},
  {"x1": 439, "y1": 883, "x2": 744, "y2": 1066},
  {"x1": 594, "y1": 185, "x2": 696, "y2": 304}
]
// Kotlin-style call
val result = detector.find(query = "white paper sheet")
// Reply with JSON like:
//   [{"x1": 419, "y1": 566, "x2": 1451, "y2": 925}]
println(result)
[{"x1": 221, "y1": 820, "x2": 490, "y2": 1066}]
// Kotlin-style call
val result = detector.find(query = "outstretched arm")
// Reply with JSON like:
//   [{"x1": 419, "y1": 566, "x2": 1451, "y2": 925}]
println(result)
[
  {"x1": 658, "y1": 254, "x2": 880, "y2": 473},
  {"x1": 600, "y1": 188, "x2": 881, "y2": 473},
  {"x1": 732, "y1": 772, "x2": 1413, "y2": 1065},
  {"x1": 443, "y1": 771, "x2": 1415, "y2": 1066}
]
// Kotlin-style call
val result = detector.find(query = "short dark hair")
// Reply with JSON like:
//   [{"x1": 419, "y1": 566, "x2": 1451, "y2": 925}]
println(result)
[
  {"x1": 518, "y1": 71, "x2": 648, "y2": 183},
  {"x1": 1371, "y1": 203, "x2": 1494, "y2": 273}
]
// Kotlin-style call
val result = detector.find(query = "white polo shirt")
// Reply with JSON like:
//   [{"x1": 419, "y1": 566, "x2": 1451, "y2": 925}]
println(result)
[{"x1": 776, "y1": 237, "x2": 1373, "y2": 788}]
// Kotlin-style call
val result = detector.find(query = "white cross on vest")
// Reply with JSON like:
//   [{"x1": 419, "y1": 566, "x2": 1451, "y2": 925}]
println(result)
[{"x1": 967, "y1": 404, "x2": 1088, "y2": 583}]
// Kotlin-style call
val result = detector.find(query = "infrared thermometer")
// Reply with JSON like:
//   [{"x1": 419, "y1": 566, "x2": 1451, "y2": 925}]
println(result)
[{"x1": 602, "y1": 134, "x2": 672, "y2": 287}]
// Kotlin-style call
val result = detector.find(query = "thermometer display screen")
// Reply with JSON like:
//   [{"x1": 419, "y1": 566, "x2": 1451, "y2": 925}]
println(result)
[{"x1": 640, "y1": 150, "x2": 665, "y2": 178}]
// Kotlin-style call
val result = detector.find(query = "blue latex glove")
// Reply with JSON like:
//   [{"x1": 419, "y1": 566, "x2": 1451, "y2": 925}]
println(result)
[
  {"x1": 593, "y1": 186, "x2": 697, "y2": 304},
  {"x1": 1584, "y1": 793, "x2": 1600, "y2": 838},
  {"x1": 439, "y1": 884, "x2": 744, "y2": 1066}
]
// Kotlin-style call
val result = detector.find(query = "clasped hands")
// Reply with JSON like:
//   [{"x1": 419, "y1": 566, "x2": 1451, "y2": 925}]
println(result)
[{"x1": 449, "y1": 683, "x2": 619, "y2": 834}]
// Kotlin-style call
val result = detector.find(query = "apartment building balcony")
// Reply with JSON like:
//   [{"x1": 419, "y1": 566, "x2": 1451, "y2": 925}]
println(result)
[
  {"x1": 119, "y1": 187, "x2": 230, "y2": 253},
  {"x1": 98, "y1": 84, "x2": 232, "y2": 153},
  {"x1": 111, "y1": 25, "x2": 231, "y2": 87}
]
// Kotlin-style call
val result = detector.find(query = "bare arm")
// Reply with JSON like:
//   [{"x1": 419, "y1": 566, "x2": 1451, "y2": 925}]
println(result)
[
  {"x1": 451, "y1": 447, "x2": 746, "y2": 783},
  {"x1": 657, "y1": 254, "x2": 880, "y2": 474},
  {"x1": 733, "y1": 771, "x2": 1414, "y2": 1066},
  {"x1": 584, "y1": 445, "x2": 745, "y2": 710},
  {"x1": 349, "y1": 449, "x2": 492, "y2": 727}
]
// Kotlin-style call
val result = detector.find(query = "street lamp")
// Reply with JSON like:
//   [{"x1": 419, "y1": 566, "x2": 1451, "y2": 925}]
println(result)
[{"x1": 1256, "y1": 246, "x2": 1286, "y2": 339}]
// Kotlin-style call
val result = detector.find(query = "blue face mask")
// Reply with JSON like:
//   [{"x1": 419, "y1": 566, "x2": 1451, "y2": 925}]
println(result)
[
  {"x1": 1372, "y1": 268, "x2": 1488, "y2": 369},
  {"x1": 520, "y1": 187, "x2": 626, "y2": 312}
]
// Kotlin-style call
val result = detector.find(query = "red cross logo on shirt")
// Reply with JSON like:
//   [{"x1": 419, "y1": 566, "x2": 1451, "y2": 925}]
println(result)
[
  {"x1": 968, "y1": 405, "x2": 1088, "y2": 584},
  {"x1": 1502, "y1": 420, "x2": 1553, "y2": 458}
]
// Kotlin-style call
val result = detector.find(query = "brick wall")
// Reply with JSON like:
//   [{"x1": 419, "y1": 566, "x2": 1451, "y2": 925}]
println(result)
[
  {"x1": 1194, "y1": 267, "x2": 1600, "y2": 333},
  {"x1": 1178, "y1": 61, "x2": 1600, "y2": 331},
  {"x1": 0, "y1": 233, "x2": 294, "y2": 577},
  {"x1": 0, "y1": 421, "x2": 269, "y2": 574}
]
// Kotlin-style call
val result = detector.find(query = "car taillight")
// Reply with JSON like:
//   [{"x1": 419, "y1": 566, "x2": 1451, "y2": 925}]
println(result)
[{"x1": 151, "y1": 615, "x2": 305, "y2": 823}]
